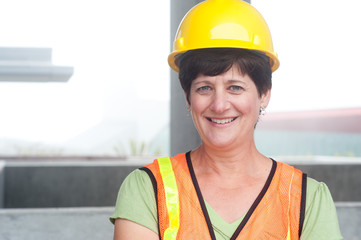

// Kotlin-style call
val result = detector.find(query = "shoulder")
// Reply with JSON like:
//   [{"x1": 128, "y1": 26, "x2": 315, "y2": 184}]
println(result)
[
  {"x1": 305, "y1": 177, "x2": 337, "y2": 210},
  {"x1": 306, "y1": 177, "x2": 329, "y2": 199},
  {"x1": 112, "y1": 169, "x2": 155, "y2": 210},
  {"x1": 301, "y1": 177, "x2": 343, "y2": 239},
  {"x1": 120, "y1": 168, "x2": 154, "y2": 191},
  {"x1": 110, "y1": 168, "x2": 158, "y2": 233},
  {"x1": 142, "y1": 153, "x2": 189, "y2": 175}
]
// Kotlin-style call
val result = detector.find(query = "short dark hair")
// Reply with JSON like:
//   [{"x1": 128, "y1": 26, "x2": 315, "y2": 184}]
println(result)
[{"x1": 177, "y1": 48, "x2": 272, "y2": 104}]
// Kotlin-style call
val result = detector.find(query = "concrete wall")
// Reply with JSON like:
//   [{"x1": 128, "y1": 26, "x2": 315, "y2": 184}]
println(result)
[
  {"x1": 3, "y1": 161, "x2": 145, "y2": 208},
  {"x1": 2, "y1": 158, "x2": 361, "y2": 209},
  {"x1": 294, "y1": 164, "x2": 361, "y2": 201},
  {"x1": 0, "y1": 161, "x2": 4, "y2": 208},
  {"x1": 290, "y1": 160, "x2": 361, "y2": 201}
]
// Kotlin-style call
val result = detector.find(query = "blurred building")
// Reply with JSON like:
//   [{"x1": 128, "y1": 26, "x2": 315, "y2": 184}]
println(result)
[{"x1": 256, "y1": 108, "x2": 361, "y2": 157}]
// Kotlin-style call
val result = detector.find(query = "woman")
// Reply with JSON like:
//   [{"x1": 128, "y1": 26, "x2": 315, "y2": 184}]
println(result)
[{"x1": 111, "y1": 0, "x2": 343, "y2": 239}]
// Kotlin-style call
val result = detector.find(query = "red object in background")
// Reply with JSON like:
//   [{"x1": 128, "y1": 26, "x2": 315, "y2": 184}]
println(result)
[{"x1": 258, "y1": 108, "x2": 361, "y2": 133}]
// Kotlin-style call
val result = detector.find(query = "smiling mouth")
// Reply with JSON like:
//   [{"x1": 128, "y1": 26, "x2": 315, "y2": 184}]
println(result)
[{"x1": 207, "y1": 117, "x2": 237, "y2": 124}]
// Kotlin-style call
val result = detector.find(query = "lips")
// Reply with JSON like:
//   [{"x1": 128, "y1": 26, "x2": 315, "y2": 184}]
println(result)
[{"x1": 207, "y1": 117, "x2": 237, "y2": 124}]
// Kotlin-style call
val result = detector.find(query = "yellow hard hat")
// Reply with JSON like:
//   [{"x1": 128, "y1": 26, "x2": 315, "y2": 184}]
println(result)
[{"x1": 168, "y1": 0, "x2": 279, "y2": 72}]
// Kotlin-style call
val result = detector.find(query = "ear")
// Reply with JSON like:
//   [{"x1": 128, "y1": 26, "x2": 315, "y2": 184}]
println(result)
[{"x1": 260, "y1": 89, "x2": 271, "y2": 109}]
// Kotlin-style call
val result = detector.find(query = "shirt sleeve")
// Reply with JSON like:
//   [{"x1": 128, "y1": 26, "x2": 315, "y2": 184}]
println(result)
[
  {"x1": 301, "y1": 177, "x2": 343, "y2": 240},
  {"x1": 109, "y1": 169, "x2": 159, "y2": 234}
]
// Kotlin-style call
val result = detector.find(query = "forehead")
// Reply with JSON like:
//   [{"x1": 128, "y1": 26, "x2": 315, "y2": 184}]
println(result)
[{"x1": 192, "y1": 65, "x2": 250, "y2": 84}]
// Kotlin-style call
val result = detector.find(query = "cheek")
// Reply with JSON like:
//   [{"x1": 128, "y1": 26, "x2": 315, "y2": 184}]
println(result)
[
  {"x1": 189, "y1": 93, "x2": 207, "y2": 114},
  {"x1": 234, "y1": 96, "x2": 260, "y2": 116},
  {"x1": 190, "y1": 101, "x2": 206, "y2": 116}
]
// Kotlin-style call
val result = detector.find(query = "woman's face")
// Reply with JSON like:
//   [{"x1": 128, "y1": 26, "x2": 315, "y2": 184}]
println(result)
[{"x1": 189, "y1": 64, "x2": 270, "y2": 149}]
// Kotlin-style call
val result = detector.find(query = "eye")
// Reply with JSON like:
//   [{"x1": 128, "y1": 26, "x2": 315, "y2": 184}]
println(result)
[
  {"x1": 196, "y1": 86, "x2": 212, "y2": 93},
  {"x1": 229, "y1": 85, "x2": 243, "y2": 92}
]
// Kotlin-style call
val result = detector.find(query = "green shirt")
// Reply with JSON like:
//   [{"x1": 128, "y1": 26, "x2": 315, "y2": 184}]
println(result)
[{"x1": 110, "y1": 168, "x2": 343, "y2": 240}]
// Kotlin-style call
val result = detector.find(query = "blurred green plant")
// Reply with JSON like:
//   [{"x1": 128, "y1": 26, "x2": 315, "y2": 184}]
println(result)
[
  {"x1": 129, "y1": 139, "x2": 148, "y2": 156},
  {"x1": 113, "y1": 142, "x2": 127, "y2": 157},
  {"x1": 112, "y1": 139, "x2": 163, "y2": 157},
  {"x1": 14, "y1": 143, "x2": 64, "y2": 157}
]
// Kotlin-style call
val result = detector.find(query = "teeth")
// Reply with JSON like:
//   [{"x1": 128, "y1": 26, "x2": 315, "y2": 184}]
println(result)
[{"x1": 210, "y1": 118, "x2": 235, "y2": 124}]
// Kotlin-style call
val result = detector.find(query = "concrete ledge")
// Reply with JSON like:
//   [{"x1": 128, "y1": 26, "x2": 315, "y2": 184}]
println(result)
[
  {"x1": 335, "y1": 202, "x2": 361, "y2": 240},
  {"x1": 0, "y1": 207, "x2": 114, "y2": 240},
  {"x1": 0, "y1": 204, "x2": 360, "y2": 240}
]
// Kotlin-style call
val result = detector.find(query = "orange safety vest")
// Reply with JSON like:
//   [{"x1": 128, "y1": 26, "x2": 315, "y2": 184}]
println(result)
[{"x1": 141, "y1": 152, "x2": 307, "y2": 240}]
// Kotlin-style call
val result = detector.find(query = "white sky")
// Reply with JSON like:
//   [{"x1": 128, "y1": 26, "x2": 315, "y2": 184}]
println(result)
[
  {"x1": 253, "y1": 0, "x2": 361, "y2": 112},
  {"x1": 0, "y1": 0, "x2": 360, "y2": 148}
]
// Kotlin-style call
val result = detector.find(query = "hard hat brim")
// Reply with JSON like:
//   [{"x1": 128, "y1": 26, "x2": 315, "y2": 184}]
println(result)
[{"x1": 168, "y1": 47, "x2": 280, "y2": 73}]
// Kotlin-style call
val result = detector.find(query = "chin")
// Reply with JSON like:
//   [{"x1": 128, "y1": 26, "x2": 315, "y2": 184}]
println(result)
[{"x1": 204, "y1": 138, "x2": 237, "y2": 150}]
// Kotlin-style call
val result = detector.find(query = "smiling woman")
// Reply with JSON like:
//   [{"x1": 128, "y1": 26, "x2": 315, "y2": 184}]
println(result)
[{"x1": 111, "y1": 0, "x2": 343, "y2": 239}]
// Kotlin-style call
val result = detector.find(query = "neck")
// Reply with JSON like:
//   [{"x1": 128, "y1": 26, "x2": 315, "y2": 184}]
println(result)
[{"x1": 191, "y1": 141, "x2": 268, "y2": 178}]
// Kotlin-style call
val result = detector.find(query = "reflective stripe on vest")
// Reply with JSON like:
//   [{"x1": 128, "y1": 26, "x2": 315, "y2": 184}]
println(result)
[
  {"x1": 287, "y1": 169, "x2": 296, "y2": 240},
  {"x1": 287, "y1": 226, "x2": 291, "y2": 240},
  {"x1": 157, "y1": 157, "x2": 180, "y2": 240}
]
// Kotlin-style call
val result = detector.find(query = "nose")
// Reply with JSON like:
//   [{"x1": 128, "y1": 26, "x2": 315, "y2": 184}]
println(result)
[{"x1": 209, "y1": 90, "x2": 230, "y2": 113}]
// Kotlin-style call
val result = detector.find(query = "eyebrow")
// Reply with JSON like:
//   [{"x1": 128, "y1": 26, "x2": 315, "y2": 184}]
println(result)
[
  {"x1": 192, "y1": 78, "x2": 247, "y2": 86},
  {"x1": 227, "y1": 79, "x2": 247, "y2": 85},
  {"x1": 192, "y1": 79, "x2": 212, "y2": 86}
]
